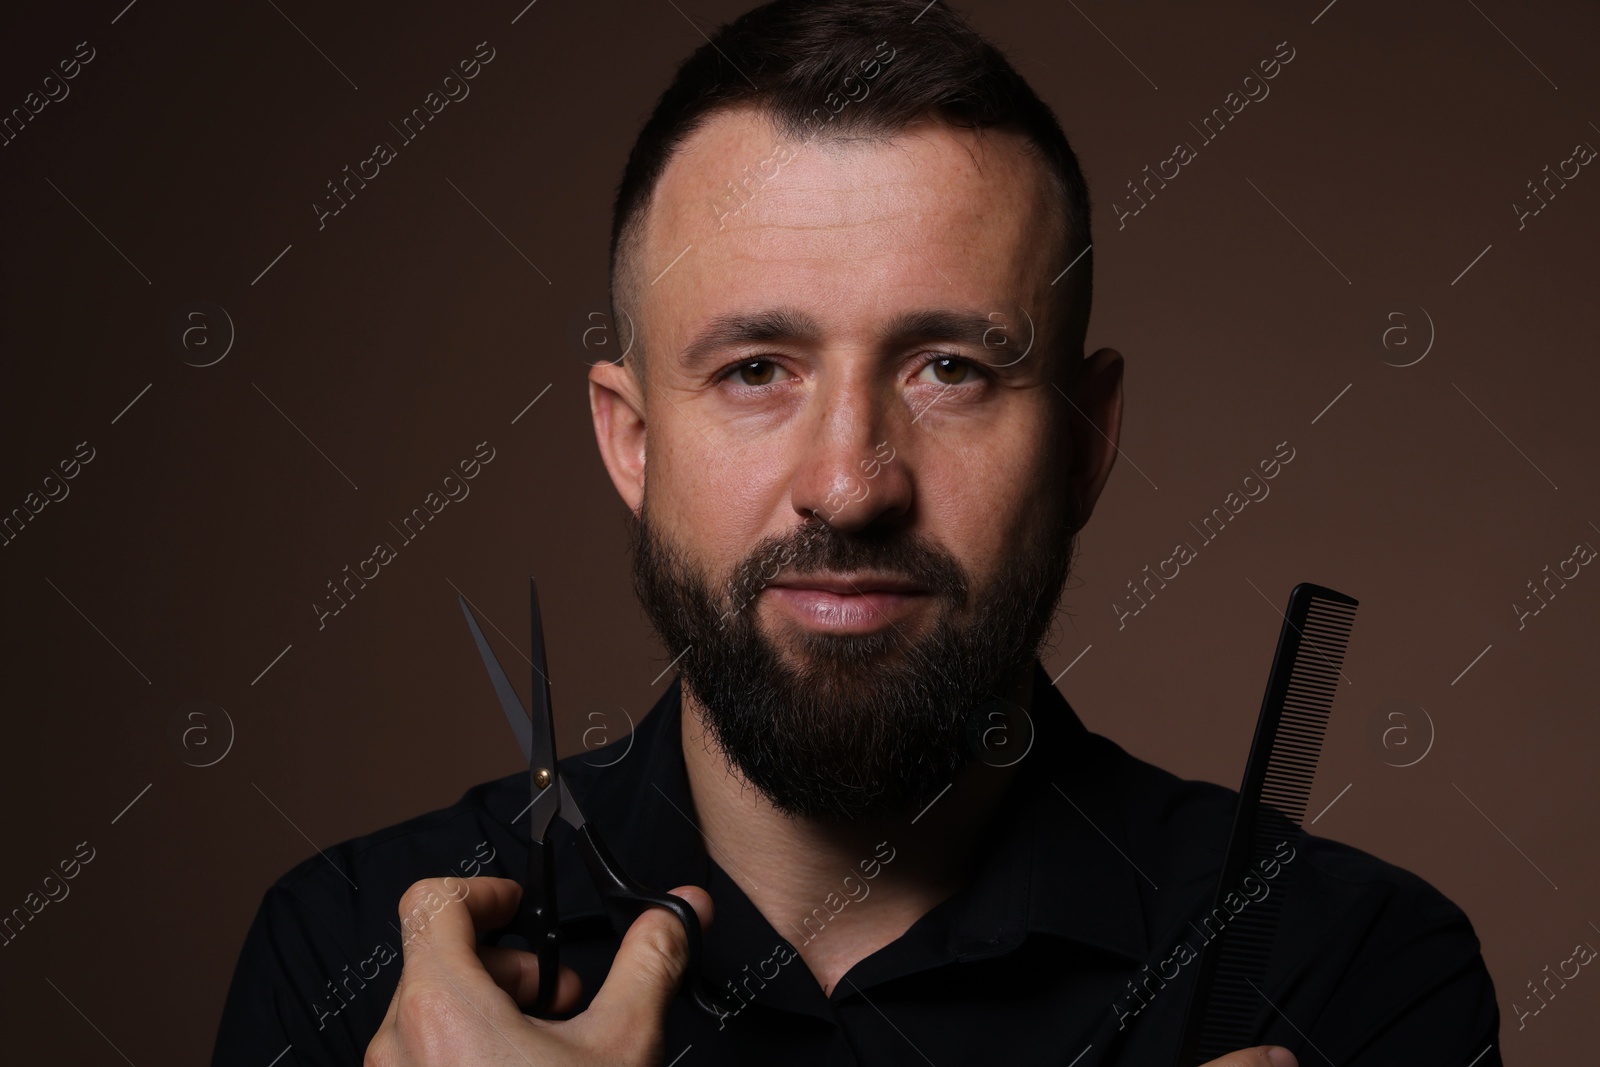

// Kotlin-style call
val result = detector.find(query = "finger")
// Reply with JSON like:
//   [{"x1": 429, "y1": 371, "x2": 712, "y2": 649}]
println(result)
[
  {"x1": 475, "y1": 944, "x2": 584, "y2": 1014},
  {"x1": 394, "y1": 876, "x2": 521, "y2": 985},
  {"x1": 667, "y1": 884, "x2": 714, "y2": 932},
  {"x1": 1197, "y1": 1047, "x2": 1297, "y2": 1067},
  {"x1": 580, "y1": 885, "x2": 710, "y2": 1042},
  {"x1": 372, "y1": 878, "x2": 550, "y2": 1065}
]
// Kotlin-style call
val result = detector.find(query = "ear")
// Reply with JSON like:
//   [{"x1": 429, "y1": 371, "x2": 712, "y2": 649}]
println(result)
[
  {"x1": 589, "y1": 358, "x2": 647, "y2": 513},
  {"x1": 1064, "y1": 348, "x2": 1124, "y2": 525}
]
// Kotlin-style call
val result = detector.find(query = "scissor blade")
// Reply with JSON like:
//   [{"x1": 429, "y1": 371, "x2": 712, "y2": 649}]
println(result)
[
  {"x1": 527, "y1": 578, "x2": 556, "y2": 759},
  {"x1": 557, "y1": 778, "x2": 586, "y2": 830},
  {"x1": 458, "y1": 594, "x2": 534, "y2": 764}
]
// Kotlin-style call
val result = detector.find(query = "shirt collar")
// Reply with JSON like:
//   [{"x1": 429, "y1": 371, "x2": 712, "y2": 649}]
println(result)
[
  {"x1": 949, "y1": 660, "x2": 1153, "y2": 964},
  {"x1": 549, "y1": 676, "x2": 709, "y2": 921},
  {"x1": 549, "y1": 661, "x2": 1152, "y2": 968}
]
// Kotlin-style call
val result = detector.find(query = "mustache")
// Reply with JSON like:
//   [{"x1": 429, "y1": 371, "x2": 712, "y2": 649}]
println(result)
[{"x1": 723, "y1": 519, "x2": 970, "y2": 620}]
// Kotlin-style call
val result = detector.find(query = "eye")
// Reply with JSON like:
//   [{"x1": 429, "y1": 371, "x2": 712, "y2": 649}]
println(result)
[
  {"x1": 917, "y1": 356, "x2": 977, "y2": 386},
  {"x1": 723, "y1": 359, "x2": 790, "y2": 387}
]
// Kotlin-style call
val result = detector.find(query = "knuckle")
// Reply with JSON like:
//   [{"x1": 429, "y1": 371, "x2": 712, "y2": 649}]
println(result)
[
  {"x1": 397, "y1": 877, "x2": 448, "y2": 917},
  {"x1": 636, "y1": 914, "x2": 686, "y2": 971},
  {"x1": 394, "y1": 984, "x2": 471, "y2": 1058}
]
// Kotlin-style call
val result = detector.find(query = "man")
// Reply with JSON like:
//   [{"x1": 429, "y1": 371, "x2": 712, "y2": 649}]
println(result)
[{"x1": 213, "y1": 2, "x2": 1501, "y2": 1064}]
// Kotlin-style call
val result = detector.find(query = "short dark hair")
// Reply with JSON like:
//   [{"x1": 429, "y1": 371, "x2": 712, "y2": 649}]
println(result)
[{"x1": 609, "y1": 0, "x2": 1093, "y2": 377}]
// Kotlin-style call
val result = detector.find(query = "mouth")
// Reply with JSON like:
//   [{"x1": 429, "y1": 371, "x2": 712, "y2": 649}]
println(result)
[{"x1": 762, "y1": 573, "x2": 932, "y2": 633}]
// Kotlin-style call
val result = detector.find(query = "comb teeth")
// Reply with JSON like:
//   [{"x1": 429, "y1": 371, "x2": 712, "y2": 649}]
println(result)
[
  {"x1": 1256, "y1": 596, "x2": 1355, "y2": 827},
  {"x1": 1177, "y1": 584, "x2": 1358, "y2": 1065}
]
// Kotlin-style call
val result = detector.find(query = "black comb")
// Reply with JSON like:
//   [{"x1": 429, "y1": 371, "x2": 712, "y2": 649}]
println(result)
[{"x1": 1173, "y1": 582, "x2": 1358, "y2": 1065}]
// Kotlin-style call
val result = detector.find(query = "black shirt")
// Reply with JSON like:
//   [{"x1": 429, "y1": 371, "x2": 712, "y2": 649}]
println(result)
[{"x1": 212, "y1": 662, "x2": 1502, "y2": 1065}]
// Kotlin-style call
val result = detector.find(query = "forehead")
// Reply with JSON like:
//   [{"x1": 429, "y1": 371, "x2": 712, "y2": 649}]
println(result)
[{"x1": 633, "y1": 107, "x2": 1063, "y2": 347}]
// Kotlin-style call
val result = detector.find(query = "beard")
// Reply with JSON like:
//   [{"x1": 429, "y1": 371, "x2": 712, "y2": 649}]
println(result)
[{"x1": 629, "y1": 495, "x2": 1079, "y2": 823}]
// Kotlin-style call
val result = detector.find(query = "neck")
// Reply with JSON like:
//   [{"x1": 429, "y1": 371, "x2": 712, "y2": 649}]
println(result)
[{"x1": 678, "y1": 661, "x2": 1037, "y2": 995}]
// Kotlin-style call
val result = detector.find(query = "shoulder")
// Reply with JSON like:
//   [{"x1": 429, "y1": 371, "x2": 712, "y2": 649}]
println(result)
[
  {"x1": 265, "y1": 772, "x2": 527, "y2": 913},
  {"x1": 213, "y1": 773, "x2": 530, "y2": 1063},
  {"x1": 1080, "y1": 730, "x2": 1499, "y2": 1050},
  {"x1": 1080, "y1": 728, "x2": 1475, "y2": 925}
]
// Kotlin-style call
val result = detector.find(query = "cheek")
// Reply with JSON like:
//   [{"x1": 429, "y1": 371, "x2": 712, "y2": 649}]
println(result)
[
  {"x1": 915, "y1": 427, "x2": 1056, "y2": 576},
  {"x1": 649, "y1": 420, "x2": 792, "y2": 573}
]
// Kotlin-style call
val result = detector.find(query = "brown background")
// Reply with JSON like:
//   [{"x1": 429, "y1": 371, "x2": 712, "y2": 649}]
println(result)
[{"x1": 1, "y1": 0, "x2": 1596, "y2": 1062}]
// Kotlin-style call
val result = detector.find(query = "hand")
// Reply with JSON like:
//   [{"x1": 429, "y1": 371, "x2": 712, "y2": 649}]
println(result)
[
  {"x1": 1199, "y1": 1048, "x2": 1297, "y2": 1067},
  {"x1": 365, "y1": 876, "x2": 710, "y2": 1067}
]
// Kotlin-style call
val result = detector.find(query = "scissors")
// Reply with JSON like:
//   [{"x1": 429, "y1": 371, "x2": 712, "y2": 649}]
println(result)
[{"x1": 457, "y1": 578, "x2": 739, "y2": 1020}]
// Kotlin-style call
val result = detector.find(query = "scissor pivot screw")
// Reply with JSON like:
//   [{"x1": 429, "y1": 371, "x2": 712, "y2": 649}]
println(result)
[{"x1": 535, "y1": 768, "x2": 552, "y2": 789}]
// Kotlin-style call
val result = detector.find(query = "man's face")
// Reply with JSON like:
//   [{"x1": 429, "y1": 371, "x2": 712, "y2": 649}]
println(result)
[{"x1": 591, "y1": 108, "x2": 1119, "y2": 821}]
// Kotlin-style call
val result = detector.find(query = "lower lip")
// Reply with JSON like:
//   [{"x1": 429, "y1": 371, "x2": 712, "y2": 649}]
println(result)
[{"x1": 764, "y1": 587, "x2": 927, "y2": 633}]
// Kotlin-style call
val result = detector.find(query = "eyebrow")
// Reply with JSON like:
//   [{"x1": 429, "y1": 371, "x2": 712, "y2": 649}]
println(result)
[{"x1": 677, "y1": 306, "x2": 1013, "y2": 370}]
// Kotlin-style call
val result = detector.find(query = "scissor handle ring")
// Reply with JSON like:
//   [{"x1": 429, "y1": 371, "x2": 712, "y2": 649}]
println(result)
[{"x1": 576, "y1": 826, "x2": 744, "y2": 1021}]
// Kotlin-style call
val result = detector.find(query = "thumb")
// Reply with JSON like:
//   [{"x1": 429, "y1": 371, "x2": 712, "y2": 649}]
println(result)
[{"x1": 583, "y1": 886, "x2": 712, "y2": 1041}]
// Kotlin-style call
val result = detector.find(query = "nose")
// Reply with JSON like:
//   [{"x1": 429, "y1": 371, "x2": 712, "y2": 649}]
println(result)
[{"x1": 788, "y1": 377, "x2": 913, "y2": 533}]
